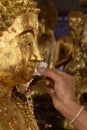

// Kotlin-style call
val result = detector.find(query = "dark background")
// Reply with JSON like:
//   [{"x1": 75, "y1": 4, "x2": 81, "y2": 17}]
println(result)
[{"x1": 37, "y1": 0, "x2": 87, "y2": 12}]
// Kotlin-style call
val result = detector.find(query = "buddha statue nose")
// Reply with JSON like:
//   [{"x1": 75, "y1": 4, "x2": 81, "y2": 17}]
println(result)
[{"x1": 30, "y1": 41, "x2": 43, "y2": 61}]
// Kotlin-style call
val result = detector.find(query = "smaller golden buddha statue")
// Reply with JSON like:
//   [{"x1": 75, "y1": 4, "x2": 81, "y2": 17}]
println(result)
[
  {"x1": 55, "y1": 10, "x2": 85, "y2": 130},
  {"x1": 38, "y1": 33, "x2": 54, "y2": 68},
  {"x1": 55, "y1": 10, "x2": 84, "y2": 71},
  {"x1": 38, "y1": 0, "x2": 58, "y2": 69},
  {"x1": 29, "y1": 0, "x2": 58, "y2": 96},
  {"x1": 70, "y1": 16, "x2": 87, "y2": 105},
  {"x1": 66, "y1": 13, "x2": 85, "y2": 76}
]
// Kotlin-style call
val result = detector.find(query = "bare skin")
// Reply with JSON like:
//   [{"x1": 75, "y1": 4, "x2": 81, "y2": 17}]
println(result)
[{"x1": 38, "y1": 67, "x2": 87, "y2": 130}]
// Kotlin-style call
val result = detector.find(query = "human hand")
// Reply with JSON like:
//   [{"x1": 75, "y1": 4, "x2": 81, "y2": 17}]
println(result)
[{"x1": 38, "y1": 67, "x2": 77, "y2": 112}]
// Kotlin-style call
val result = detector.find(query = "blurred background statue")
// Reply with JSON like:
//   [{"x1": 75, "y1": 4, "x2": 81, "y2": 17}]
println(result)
[
  {"x1": 38, "y1": 33, "x2": 54, "y2": 69},
  {"x1": 55, "y1": 10, "x2": 84, "y2": 71},
  {"x1": 30, "y1": 0, "x2": 58, "y2": 98},
  {"x1": 0, "y1": 0, "x2": 43, "y2": 130},
  {"x1": 54, "y1": 10, "x2": 85, "y2": 130},
  {"x1": 38, "y1": 0, "x2": 58, "y2": 68},
  {"x1": 63, "y1": 14, "x2": 87, "y2": 130},
  {"x1": 67, "y1": 15, "x2": 87, "y2": 105}
]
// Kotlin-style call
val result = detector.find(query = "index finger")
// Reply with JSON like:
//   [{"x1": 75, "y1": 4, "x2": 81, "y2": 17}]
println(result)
[{"x1": 38, "y1": 67, "x2": 61, "y2": 82}]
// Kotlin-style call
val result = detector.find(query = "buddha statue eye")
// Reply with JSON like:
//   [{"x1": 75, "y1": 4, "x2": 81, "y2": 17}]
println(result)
[
  {"x1": 28, "y1": 42, "x2": 32, "y2": 46},
  {"x1": 18, "y1": 31, "x2": 34, "y2": 46}
]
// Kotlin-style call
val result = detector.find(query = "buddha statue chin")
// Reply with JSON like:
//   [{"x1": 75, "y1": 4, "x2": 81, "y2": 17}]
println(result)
[{"x1": 0, "y1": 0, "x2": 43, "y2": 130}]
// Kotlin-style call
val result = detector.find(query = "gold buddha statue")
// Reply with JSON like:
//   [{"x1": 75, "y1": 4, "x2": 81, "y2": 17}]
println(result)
[
  {"x1": 38, "y1": 0, "x2": 58, "y2": 68},
  {"x1": 38, "y1": 30, "x2": 57, "y2": 69},
  {"x1": 70, "y1": 16, "x2": 87, "y2": 104},
  {"x1": 38, "y1": 0, "x2": 58, "y2": 33},
  {"x1": 55, "y1": 10, "x2": 84, "y2": 71},
  {"x1": 29, "y1": 0, "x2": 58, "y2": 98},
  {"x1": 65, "y1": 12, "x2": 85, "y2": 78},
  {"x1": 54, "y1": 10, "x2": 85, "y2": 130},
  {"x1": 63, "y1": 14, "x2": 87, "y2": 130},
  {"x1": 0, "y1": 0, "x2": 43, "y2": 130}
]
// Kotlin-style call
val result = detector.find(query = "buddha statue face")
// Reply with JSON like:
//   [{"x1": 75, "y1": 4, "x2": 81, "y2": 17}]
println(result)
[
  {"x1": 0, "y1": 10, "x2": 42, "y2": 87},
  {"x1": 68, "y1": 11, "x2": 84, "y2": 33}
]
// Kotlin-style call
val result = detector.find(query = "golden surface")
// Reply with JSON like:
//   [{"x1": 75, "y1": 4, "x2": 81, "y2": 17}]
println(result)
[
  {"x1": 38, "y1": 30, "x2": 56, "y2": 68},
  {"x1": 55, "y1": 11, "x2": 84, "y2": 69},
  {"x1": 0, "y1": 0, "x2": 87, "y2": 129},
  {"x1": 0, "y1": 6, "x2": 42, "y2": 87},
  {"x1": 0, "y1": 0, "x2": 43, "y2": 130},
  {"x1": 54, "y1": 10, "x2": 86, "y2": 130},
  {"x1": 0, "y1": 0, "x2": 38, "y2": 35}
]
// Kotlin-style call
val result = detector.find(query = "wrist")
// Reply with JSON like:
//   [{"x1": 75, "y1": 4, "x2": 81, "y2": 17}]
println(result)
[
  {"x1": 59, "y1": 101, "x2": 87, "y2": 130},
  {"x1": 58, "y1": 100, "x2": 81, "y2": 121}
]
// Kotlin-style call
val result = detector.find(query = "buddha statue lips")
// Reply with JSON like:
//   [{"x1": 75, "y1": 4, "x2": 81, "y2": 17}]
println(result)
[{"x1": 0, "y1": 11, "x2": 42, "y2": 87}]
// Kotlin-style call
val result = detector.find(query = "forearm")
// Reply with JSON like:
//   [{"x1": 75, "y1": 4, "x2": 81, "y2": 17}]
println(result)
[
  {"x1": 38, "y1": 67, "x2": 87, "y2": 130},
  {"x1": 59, "y1": 101, "x2": 87, "y2": 130}
]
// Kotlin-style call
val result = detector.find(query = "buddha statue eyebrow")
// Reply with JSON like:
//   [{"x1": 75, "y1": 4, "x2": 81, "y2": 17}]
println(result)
[{"x1": 19, "y1": 29, "x2": 34, "y2": 37}]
